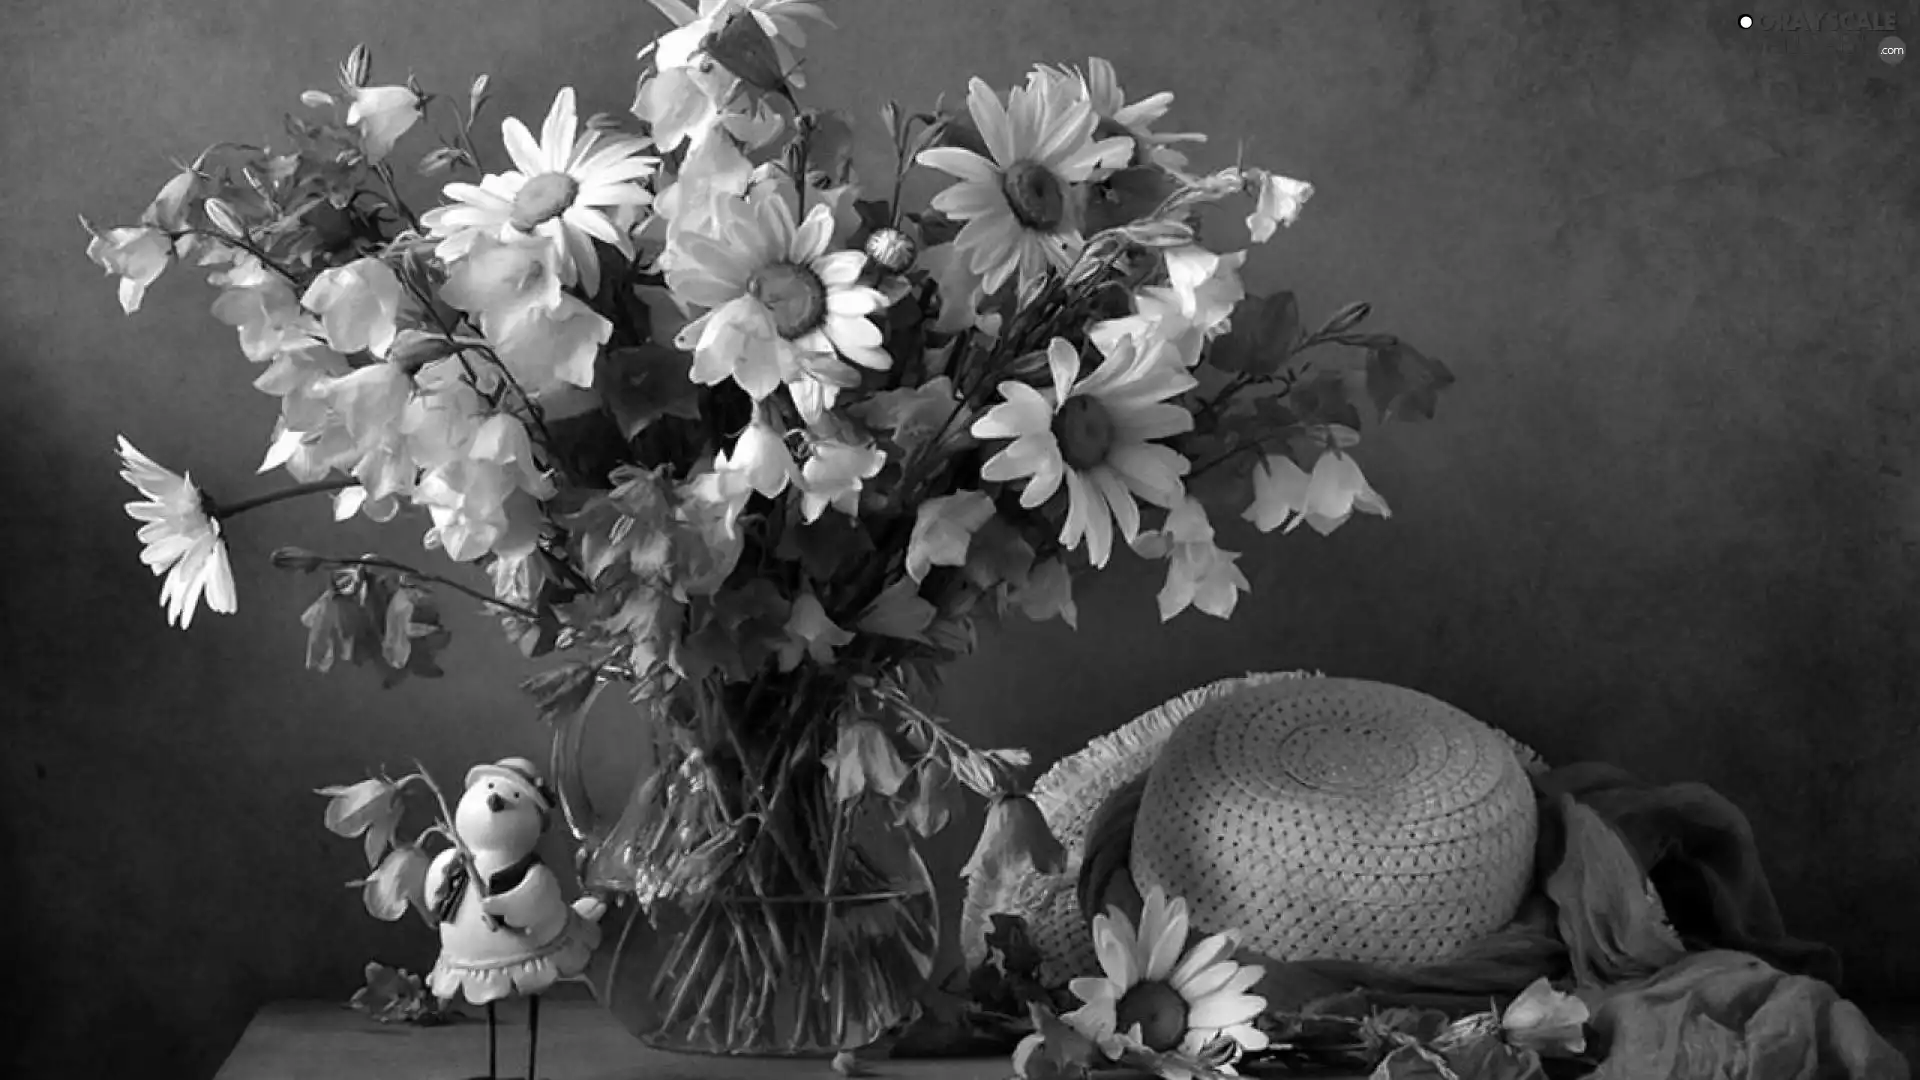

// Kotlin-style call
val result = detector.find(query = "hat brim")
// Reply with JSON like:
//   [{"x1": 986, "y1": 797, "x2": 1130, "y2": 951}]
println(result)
[
  {"x1": 958, "y1": 671, "x2": 1550, "y2": 987},
  {"x1": 958, "y1": 670, "x2": 1318, "y2": 982}
]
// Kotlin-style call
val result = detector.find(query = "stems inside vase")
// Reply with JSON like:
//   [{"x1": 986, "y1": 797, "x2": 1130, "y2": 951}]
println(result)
[{"x1": 600, "y1": 673, "x2": 940, "y2": 1054}]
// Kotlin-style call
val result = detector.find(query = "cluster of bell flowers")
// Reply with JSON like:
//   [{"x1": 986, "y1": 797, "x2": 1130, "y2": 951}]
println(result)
[{"x1": 88, "y1": 0, "x2": 1388, "y2": 633}]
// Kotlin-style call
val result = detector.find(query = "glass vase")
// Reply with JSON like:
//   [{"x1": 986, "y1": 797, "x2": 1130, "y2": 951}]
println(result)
[{"x1": 550, "y1": 674, "x2": 941, "y2": 1056}]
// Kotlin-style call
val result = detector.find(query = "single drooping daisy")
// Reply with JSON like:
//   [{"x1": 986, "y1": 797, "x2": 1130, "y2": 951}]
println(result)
[
  {"x1": 421, "y1": 87, "x2": 657, "y2": 298},
  {"x1": 1026, "y1": 886, "x2": 1269, "y2": 1077},
  {"x1": 971, "y1": 334, "x2": 1196, "y2": 568},
  {"x1": 918, "y1": 76, "x2": 1132, "y2": 297},
  {"x1": 666, "y1": 187, "x2": 890, "y2": 404},
  {"x1": 117, "y1": 437, "x2": 237, "y2": 630}
]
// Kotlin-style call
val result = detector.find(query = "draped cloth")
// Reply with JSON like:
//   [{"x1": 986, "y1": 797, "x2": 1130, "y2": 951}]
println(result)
[{"x1": 1080, "y1": 762, "x2": 1909, "y2": 1079}]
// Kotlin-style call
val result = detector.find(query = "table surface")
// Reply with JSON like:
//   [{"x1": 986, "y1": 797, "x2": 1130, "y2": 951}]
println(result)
[
  {"x1": 214, "y1": 990, "x2": 1032, "y2": 1080},
  {"x1": 213, "y1": 989, "x2": 1920, "y2": 1080}
]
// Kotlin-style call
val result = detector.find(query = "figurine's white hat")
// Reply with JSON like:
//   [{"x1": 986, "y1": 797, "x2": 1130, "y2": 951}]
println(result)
[{"x1": 466, "y1": 756, "x2": 557, "y2": 813}]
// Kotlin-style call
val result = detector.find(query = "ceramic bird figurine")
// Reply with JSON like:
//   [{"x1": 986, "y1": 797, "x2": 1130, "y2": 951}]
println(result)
[{"x1": 426, "y1": 757, "x2": 605, "y2": 1080}]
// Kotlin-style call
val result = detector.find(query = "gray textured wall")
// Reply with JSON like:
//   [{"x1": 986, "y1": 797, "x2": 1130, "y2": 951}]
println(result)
[{"x1": 6, "y1": 0, "x2": 1918, "y2": 1076}]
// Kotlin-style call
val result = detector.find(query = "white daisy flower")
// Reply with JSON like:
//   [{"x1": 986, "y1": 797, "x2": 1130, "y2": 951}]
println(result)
[
  {"x1": 666, "y1": 186, "x2": 890, "y2": 405},
  {"x1": 421, "y1": 87, "x2": 658, "y2": 297},
  {"x1": 970, "y1": 333, "x2": 1196, "y2": 568},
  {"x1": 1055, "y1": 886, "x2": 1269, "y2": 1070},
  {"x1": 917, "y1": 77, "x2": 1132, "y2": 297},
  {"x1": 116, "y1": 437, "x2": 237, "y2": 630}
]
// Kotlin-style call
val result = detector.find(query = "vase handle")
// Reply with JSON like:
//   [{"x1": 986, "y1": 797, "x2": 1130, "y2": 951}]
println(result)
[{"x1": 547, "y1": 676, "x2": 611, "y2": 858}]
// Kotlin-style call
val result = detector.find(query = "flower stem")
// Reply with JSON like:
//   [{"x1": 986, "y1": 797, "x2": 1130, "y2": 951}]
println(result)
[
  {"x1": 181, "y1": 228, "x2": 302, "y2": 288},
  {"x1": 403, "y1": 764, "x2": 488, "y2": 910},
  {"x1": 319, "y1": 554, "x2": 541, "y2": 621},
  {"x1": 374, "y1": 161, "x2": 422, "y2": 232},
  {"x1": 209, "y1": 475, "x2": 358, "y2": 519}
]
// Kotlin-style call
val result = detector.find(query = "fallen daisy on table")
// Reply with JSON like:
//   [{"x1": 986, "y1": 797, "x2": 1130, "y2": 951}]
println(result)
[{"x1": 1014, "y1": 886, "x2": 1268, "y2": 1080}]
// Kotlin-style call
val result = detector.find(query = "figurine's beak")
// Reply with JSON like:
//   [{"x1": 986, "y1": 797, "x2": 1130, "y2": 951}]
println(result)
[{"x1": 487, "y1": 793, "x2": 507, "y2": 813}]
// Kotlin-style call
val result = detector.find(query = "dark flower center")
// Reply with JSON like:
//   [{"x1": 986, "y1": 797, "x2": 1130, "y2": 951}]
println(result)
[
  {"x1": 1001, "y1": 159, "x2": 1067, "y2": 232},
  {"x1": 1115, "y1": 980, "x2": 1189, "y2": 1052},
  {"x1": 749, "y1": 261, "x2": 828, "y2": 339},
  {"x1": 510, "y1": 172, "x2": 580, "y2": 231},
  {"x1": 1055, "y1": 395, "x2": 1115, "y2": 471}
]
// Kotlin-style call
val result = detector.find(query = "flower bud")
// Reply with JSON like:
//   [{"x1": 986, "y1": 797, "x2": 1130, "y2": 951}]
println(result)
[
  {"x1": 341, "y1": 44, "x2": 372, "y2": 89},
  {"x1": 1318, "y1": 301, "x2": 1371, "y2": 337},
  {"x1": 701, "y1": 7, "x2": 793, "y2": 107},
  {"x1": 271, "y1": 546, "x2": 328, "y2": 573},
  {"x1": 863, "y1": 228, "x2": 917, "y2": 275},
  {"x1": 202, "y1": 197, "x2": 247, "y2": 239}
]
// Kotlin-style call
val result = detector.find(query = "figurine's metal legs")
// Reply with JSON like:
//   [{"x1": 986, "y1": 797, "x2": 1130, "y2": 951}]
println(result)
[
  {"x1": 526, "y1": 995, "x2": 541, "y2": 1080},
  {"x1": 487, "y1": 1001, "x2": 498, "y2": 1080}
]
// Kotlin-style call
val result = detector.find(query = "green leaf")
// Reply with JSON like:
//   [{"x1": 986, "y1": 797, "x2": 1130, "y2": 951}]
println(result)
[
  {"x1": 500, "y1": 607, "x2": 563, "y2": 659},
  {"x1": 925, "y1": 609, "x2": 977, "y2": 658},
  {"x1": 775, "y1": 509, "x2": 875, "y2": 583},
  {"x1": 1365, "y1": 341, "x2": 1456, "y2": 422},
  {"x1": 1084, "y1": 167, "x2": 1177, "y2": 235},
  {"x1": 1207, "y1": 290, "x2": 1299, "y2": 375},
  {"x1": 1292, "y1": 370, "x2": 1365, "y2": 431},
  {"x1": 857, "y1": 578, "x2": 937, "y2": 640},
  {"x1": 851, "y1": 376, "x2": 960, "y2": 455},
  {"x1": 906, "y1": 491, "x2": 995, "y2": 582},
  {"x1": 674, "y1": 614, "x2": 750, "y2": 683},
  {"x1": 803, "y1": 109, "x2": 858, "y2": 187},
  {"x1": 963, "y1": 516, "x2": 1035, "y2": 593},
  {"x1": 1021, "y1": 1004, "x2": 1102, "y2": 1079},
  {"x1": 521, "y1": 662, "x2": 601, "y2": 727},
  {"x1": 598, "y1": 345, "x2": 702, "y2": 441}
]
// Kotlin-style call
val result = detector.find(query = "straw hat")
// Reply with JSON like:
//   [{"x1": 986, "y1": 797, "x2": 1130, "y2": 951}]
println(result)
[{"x1": 961, "y1": 672, "x2": 1545, "y2": 986}]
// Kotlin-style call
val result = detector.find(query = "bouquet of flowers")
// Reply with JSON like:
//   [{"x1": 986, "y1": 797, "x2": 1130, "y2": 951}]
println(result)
[{"x1": 88, "y1": 0, "x2": 1453, "y2": 1058}]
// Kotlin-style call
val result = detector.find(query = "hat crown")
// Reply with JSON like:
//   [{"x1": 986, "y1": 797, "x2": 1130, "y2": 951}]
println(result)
[{"x1": 1130, "y1": 677, "x2": 1538, "y2": 965}]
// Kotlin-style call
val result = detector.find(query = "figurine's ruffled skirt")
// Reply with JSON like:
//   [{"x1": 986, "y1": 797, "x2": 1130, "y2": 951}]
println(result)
[{"x1": 429, "y1": 910, "x2": 602, "y2": 1005}]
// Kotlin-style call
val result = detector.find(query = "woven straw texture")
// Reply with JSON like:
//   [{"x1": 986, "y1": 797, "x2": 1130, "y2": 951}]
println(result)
[
  {"x1": 958, "y1": 673, "x2": 1545, "y2": 986},
  {"x1": 959, "y1": 672, "x2": 1315, "y2": 983},
  {"x1": 1130, "y1": 676, "x2": 1539, "y2": 966}
]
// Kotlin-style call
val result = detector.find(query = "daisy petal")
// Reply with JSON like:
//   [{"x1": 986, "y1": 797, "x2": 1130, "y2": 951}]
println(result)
[
  {"x1": 917, "y1": 147, "x2": 1000, "y2": 185},
  {"x1": 1092, "y1": 914, "x2": 1140, "y2": 989},
  {"x1": 1047, "y1": 337, "x2": 1081, "y2": 404},
  {"x1": 1093, "y1": 468, "x2": 1142, "y2": 546},
  {"x1": 1169, "y1": 933, "x2": 1239, "y2": 990},
  {"x1": 542, "y1": 87, "x2": 578, "y2": 171},
  {"x1": 501, "y1": 117, "x2": 545, "y2": 176},
  {"x1": 971, "y1": 382, "x2": 1053, "y2": 439},
  {"x1": 1188, "y1": 992, "x2": 1266, "y2": 1030},
  {"x1": 965, "y1": 78, "x2": 1014, "y2": 165},
  {"x1": 1019, "y1": 458, "x2": 1064, "y2": 508}
]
